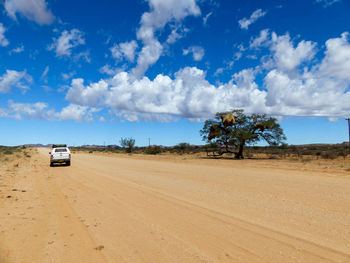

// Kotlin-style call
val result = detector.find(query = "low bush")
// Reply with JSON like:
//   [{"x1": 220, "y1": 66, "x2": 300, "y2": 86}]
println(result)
[
  {"x1": 321, "y1": 151, "x2": 337, "y2": 160},
  {"x1": 144, "y1": 146, "x2": 162, "y2": 155},
  {"x1": 3, "y1": 150, "x2": 13, "y2": 155}
]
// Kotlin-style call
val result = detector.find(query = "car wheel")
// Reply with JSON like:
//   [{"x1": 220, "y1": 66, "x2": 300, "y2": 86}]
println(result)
[
  {"x1": 50, "y1": 163, "x2": 53, "y2": 167},
  {"x1": 66, "y1": 161, "x2": 71, "y2": 166}
]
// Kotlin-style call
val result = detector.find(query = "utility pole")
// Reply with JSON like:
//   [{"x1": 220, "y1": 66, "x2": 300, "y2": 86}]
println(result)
[
  {"x1": 346, "y1": 118, "x2": 350, "y2": 156},
  {"x1": 148, "y1": 138, "x2": 151, "y2": 147}
]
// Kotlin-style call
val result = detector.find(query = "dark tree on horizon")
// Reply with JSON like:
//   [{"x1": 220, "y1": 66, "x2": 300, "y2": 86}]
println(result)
[{"x1": 200, "y1": 109, "x2": 286, "y2": 159}]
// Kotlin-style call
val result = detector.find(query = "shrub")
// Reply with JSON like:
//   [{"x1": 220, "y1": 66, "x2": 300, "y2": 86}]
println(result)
[
  {"x1": 3, "y1": 150, "x2": 13, "y2": 155},
  {"x1": 174, "y1": 142, "x2": 191, "y2": 155},
  {"x1": 321, "y1": 151, "x2": 337, "y2": 160},
  {"x1": 144, "y1": 146, "x2": 162, "y2": 155}
]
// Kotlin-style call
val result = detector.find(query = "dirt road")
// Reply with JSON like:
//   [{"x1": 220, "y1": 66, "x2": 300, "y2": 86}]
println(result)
[{"x1": 1, "y1": 148, "x2": 349, "y2": 263}]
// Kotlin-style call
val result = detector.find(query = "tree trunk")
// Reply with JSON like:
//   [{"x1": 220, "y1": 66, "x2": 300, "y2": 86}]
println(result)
[{"x1": 236, "y1": 142, "x2": 245, "y2": 159}]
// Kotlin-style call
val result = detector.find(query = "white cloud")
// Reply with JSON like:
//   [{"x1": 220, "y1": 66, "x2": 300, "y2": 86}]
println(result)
[
  {"x1": 1, "y1": 100, "x2": 98, "y2": 122},
  {"x1": 214, "y1": 67, "x2": 224, "y2": 76},
  {"x1": 132, "y1": 40, "x2": 163, "y2": 77},
  {"x1": 55, "y1": 104, "x2": 96, "y2": 122},
  {"x1": 62, "y1": 32, "x2": 350, "y2": 121},
  {"x1": 263, "y1": 69, "x2": 350, "y2": 117},
  {"x1": 41, "y1": 85, "x2": 51, "y2": 92},
  {"x1": 0, "y1": 107, "x2": 8, "y2": 118},
  {"x1": 9, "y1": 45, "x2": 24, "y2": 54},
  {"x1": 0, "y1": 23, "x2": 9, "y2": 47},
  {"x1": 317, "y1": 32, "x2": 350, "y2": 80},
  {"x1": 110, "y1": 40, "x2": 138, "y2": 62},
  {"x1": 166, "y1": 26, "x2": 188, "y2": 44},
  {"x1": 100, "y1": 65, "x2": 118, "y2": 75},
  {"x1": 315, "y1": 0, "x2": 341, "y2": 7},
  {"x1": 8, "y1": 100, "x2": 48, "y2": 120},
  {"x1": 4, "y1": 0, "x2": 54, "y2": 25},
  {"x1": 74, "y1": 50, "x2": 91, "y2": 63},
  {"x1": 0, "y1": 70, "x2": 32, "y2": 93},
  {"x1": 48, "y1": 29, "x2": 85, "y2": 57},
  {"x1": 183, "y1": 46, "x2": 205, "y2": 61},
  {"x1": 65, "y1": 67, "x2": 265, "y2": 121},
  {"x1": 238, "y1": 9, "x2": 267, "y2": 30},
  {"x1": 203, "y1": 12, "x2": 213, "y2": 25},
  {"x1": 250, "y1": 29, "x2": 269, "y2": 49},
  {"x1": 270, "y1": 32, "x2": 317, "y2": 72},
  {"x1": 250, "y1": 30, "x2": 317, "y2": 72},
  {"x1": 132, "y1": 0, "x2": 201, "y2": 77},
  {"x1": 262, "y1": 32, "x2": 350, "y2": 117},
  {"x1": 40, "y1": 66, "x2": 49, "y2": 83},
  {"x1": 61, "y1": 72, "x2": 76, "y2": 81},
  {"x1": 65, "y1": 78, "x2": 108, "y2": 106}
]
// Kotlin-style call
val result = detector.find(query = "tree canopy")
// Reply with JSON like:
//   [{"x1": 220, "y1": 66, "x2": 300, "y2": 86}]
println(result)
[
  {"x1": 200, "y1": 109, "x2": 286, "y2": 159},
  {"x1": 119, "y1": 137, "x2": 135, "y2": 153}
]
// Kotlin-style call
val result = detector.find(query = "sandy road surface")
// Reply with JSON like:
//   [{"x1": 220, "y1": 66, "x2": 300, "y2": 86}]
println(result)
[{"x1": 1, "y1": 148, "x2": 350, "y2": 263}]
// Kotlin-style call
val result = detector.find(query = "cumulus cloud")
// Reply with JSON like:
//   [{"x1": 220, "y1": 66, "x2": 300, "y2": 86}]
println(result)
[
  {"x1": 110, "y1": 40, "x2": 138, "y2": 62},
  {"x1": 48, "y1": 29, "x2": 85, "y2": 57},
  {"x1": 132, "y1": 0, "x2": 201, "y2": 77},
  {"x1": 55, "y1": 104, "x2": 97, "y2": 122},
  {"x1": 270, "y1": 32, "x2": 317, "y2": 72},
  {"x1": 62, "y1": 32, "x2": 350, "y2": 121},
  {"x1": 262, "y1": 32, "x2": 350, "y2": 117},
  {"x1": 1, "y1": 101, "x2": 98, "y2": 122},
  {"x1": 0, "y1": 23, "x2": 9, "y2": 47},
  {"x1": 317, "y1": 32, "x2": 350, "y2": 80},
  {"x1": 183, "y1": 46, "x2": 205, "y2": 61},
  {"x1": 4, "y1": 31, "x2": 350, "y2": 122},
  {"x1": 0, "y1": 69, "x2": 32, "y2": 93},
  {"x1": 238, "y1": 9, "x2": 266, "y2": 30},
  {"x1": 8, "y1": 100, "x2": 48, "y2": 120},
  {"x1": 64, "y1": 67, "x2": 266, "y2": 122},
  {"x1": 4, "y1": 0, "x2": 54, "y2": 25},
  {"x1": 249, "y1": 30, "x2": 317, "y2": 72},
  {"x1": 65, "y1": 78, "x2": 108, "y2": 106}
]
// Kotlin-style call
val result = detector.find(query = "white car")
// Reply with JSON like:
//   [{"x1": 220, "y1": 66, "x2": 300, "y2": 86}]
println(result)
[{"x1": 50, "y1": 146, "x2": 71, "y2": 166}]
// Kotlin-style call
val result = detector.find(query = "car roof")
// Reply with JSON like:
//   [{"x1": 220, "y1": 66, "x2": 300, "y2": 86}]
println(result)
[{"x1": 52, "y1": 144, "x2": 67, "y2": 148}]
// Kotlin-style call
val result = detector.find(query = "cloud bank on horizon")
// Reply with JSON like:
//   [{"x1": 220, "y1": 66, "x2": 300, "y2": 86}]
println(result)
[{"x1": 0, "y1": 0, "x2": 349, "y2": 122}]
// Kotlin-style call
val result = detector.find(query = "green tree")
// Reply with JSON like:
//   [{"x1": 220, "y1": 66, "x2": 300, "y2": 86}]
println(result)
[
  {"x1": 119, "y1": 137, "x2": 136, "y2": 153},
  {"x1": 200, "y1": 109, "x2": 286, "y2": 159}
]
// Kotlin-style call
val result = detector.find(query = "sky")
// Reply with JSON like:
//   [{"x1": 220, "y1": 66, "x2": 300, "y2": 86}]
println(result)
[{"x1": 0, "y1": 0, "x2": 350, "y2": 146}]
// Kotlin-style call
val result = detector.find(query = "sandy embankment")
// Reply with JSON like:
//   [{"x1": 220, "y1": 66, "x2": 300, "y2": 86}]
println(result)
[{"x1": 0, "y1": 148, "x2": 349, "y2": 263}]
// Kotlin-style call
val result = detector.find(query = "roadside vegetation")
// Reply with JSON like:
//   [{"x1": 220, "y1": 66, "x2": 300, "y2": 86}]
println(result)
[
  {"x1": 0, "y1": 146, "x2": 33, "y2": 162},
  {"x1": 70, "y1": 142, "x2": 349, "y2": 161},
  {"x1": 68, "y1": 109, "x2": 349, "y2": 161}
]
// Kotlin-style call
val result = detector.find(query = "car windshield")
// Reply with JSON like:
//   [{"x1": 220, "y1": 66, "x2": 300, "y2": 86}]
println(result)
[{"x1": 55, "y1": 148, "x2": 67, "y2": 152}]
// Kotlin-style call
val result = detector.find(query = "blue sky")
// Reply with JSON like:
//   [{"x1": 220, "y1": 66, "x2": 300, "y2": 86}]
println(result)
[{"x1": 0, "y1": 0, "x2": 350, "y2": 146}]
